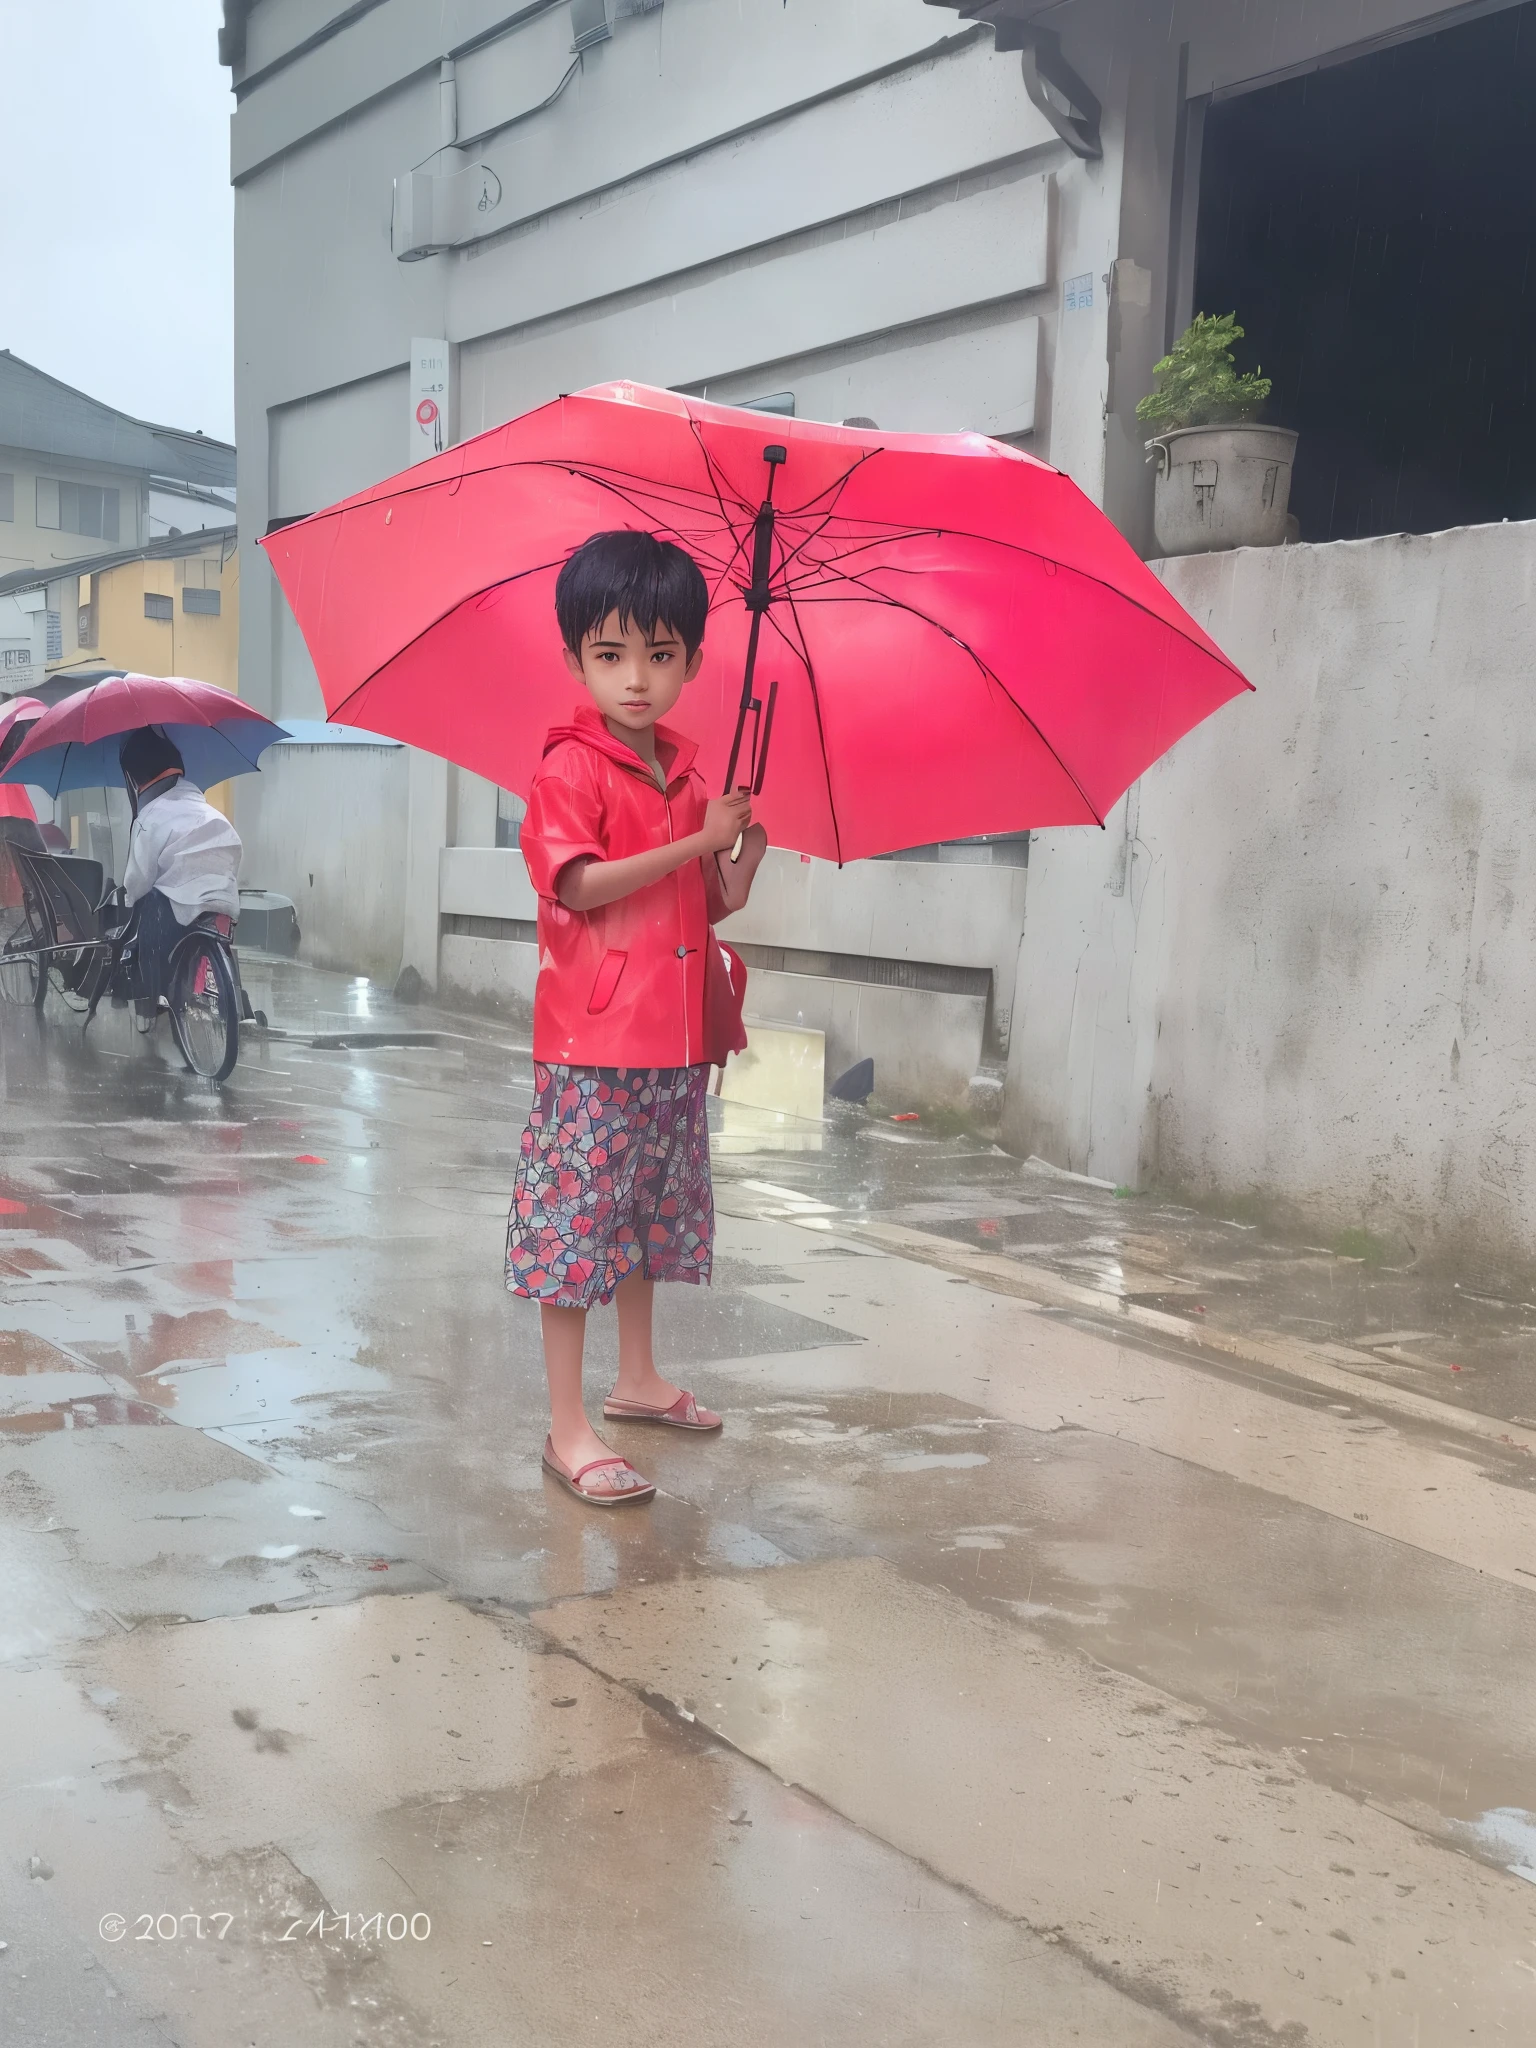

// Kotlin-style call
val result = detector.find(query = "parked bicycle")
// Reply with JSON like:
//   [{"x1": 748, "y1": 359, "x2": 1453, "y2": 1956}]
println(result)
[{"x1": 0, "y1": 843, "x2": 250, "y2": 1080}]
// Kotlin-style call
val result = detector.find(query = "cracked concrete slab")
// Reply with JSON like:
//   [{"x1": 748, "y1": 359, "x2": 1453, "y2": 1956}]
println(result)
[{"x1": 533, "y1": 1556, "x2": 1536, "y2": 2046}]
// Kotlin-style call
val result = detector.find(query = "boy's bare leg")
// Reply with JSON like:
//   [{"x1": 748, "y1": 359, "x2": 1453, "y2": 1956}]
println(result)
[
  {"x1": 541, "y1": 1303, "x2": 623, "y2": 1472},
  {"x1": 612, "y1": 1273, "x2": 687, "y2": 1408}
]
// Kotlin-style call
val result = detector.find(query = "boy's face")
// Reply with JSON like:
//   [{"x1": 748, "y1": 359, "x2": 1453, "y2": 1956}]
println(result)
[{"x1": 564, "y1": 610, "x2": 703, "y2": 737}]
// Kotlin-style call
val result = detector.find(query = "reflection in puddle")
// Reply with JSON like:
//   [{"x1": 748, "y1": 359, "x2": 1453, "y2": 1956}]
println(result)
[
  {"x1": 0, "y1": 1394, "x2": 170, "y2": 1435},
  {"x1": 705, "y1": 1521, "x2": 794, "y2": 1569},
  {"x1": 142, "y1": 1345, "x2": 387, "y2": 1430},
  {"x1": 0, "y1": 1331, "x2": 89, "y2": 1375},
  {"x1": 125, "y1": 1308, "x2": 299, "y2": 1375},
  {"x1": 1005, "y1": 1599, "x2": 1111, "y2": 1628},
  {"x1": 882, "y1": 1451, "x2": 990, "y2": 1472}
]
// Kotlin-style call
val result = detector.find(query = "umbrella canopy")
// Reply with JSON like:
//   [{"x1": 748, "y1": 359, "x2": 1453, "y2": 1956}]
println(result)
[
  {"x1": 1, "y1": 675, "x2": 287, "y2": 797},
  {"x1": 0, "y1": 696, "x2": 46, "y2": 821},
  {"x1": 260, "y1": 382, "x2": 1250, "y2": 862}
]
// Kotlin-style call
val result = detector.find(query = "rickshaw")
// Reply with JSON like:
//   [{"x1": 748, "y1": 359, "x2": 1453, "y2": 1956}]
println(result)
[
  {"x1": 0, "y1": 673, "x2": 287, "y2": 1084},
  {"x1": 0, "y1": 840, "x2": 248, "y2": 1080}
]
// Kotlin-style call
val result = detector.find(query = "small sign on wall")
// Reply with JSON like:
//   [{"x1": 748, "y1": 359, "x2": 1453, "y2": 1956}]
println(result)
[
  {"x1": 1063, "y1": 273, "x2": 1094, "y2": 311},
  {"x1": 410, "y1": 338, "x2": 451, "y2": 464}
]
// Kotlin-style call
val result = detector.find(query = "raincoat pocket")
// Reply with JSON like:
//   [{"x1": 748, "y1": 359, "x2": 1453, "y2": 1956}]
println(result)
[{"x1": 587, "y1": 949, "x2": 628, "y2": 1014}]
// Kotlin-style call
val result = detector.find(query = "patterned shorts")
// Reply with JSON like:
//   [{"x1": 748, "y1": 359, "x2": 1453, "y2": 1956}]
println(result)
[{"x1": 505, "y1": 1063, "x2": 714, "y2": 1309}]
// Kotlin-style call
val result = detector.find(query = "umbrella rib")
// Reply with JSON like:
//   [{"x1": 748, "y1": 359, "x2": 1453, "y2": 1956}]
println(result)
[
  {"x1": 767, "y1": 454, "x2": 895, "y2": 584},
  {"x1": 553, "y1": 468, "x2": 742, "y2": 579},
  {"x1": 798, "y1": 512, "x2": 1252, "y2": 687},
  {"x1": 796, "y1": 566, "x2": 1107, "y2": 829},
  {"x1": 765, "y1": 586, "x2": 844, "y2": 867},
  {"x1": 681, "y1": 416, "x2": 783, "y2": 607},
  {"x1": 777, "y1": 445, "x2": 886, "y2": 522},
  {"x1": 774, "y1": 527, "x2": 949, "y2": 595},
  {"x1": 685, "y1": 413, "x2": 756, "y2": 529},
  {"x1": 544, "y1": 441, "x2": 757, "y2": 623},
  {"x1": 554, "y1": 471, "x2": 753, "y2": 620}
]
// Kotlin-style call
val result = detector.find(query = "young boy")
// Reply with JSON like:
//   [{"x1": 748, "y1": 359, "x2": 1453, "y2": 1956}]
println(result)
[{"x1": 506, "y1": 529, "x2": 767, "y2": 1505}]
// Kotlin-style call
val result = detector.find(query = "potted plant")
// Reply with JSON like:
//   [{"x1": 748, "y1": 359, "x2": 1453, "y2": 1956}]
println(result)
[{"x1": 1137, "y1": 314, "x2": 1297, "y2": 556}]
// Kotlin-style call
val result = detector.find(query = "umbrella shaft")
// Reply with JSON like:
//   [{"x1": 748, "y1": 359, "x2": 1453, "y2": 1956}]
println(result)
[{"x1": 723, "y1": 605, "x2": 766, "y2": 792}]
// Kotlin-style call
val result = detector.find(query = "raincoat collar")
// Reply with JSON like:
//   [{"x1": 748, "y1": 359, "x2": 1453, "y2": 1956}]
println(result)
[{"x1": 544, "y1": 703, "x2": 699, "y2": 789}]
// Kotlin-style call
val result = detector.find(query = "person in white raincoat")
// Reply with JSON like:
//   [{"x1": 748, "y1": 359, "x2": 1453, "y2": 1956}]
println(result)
[{"x1": 119, "y1": 726, "x2": 241, "y2": 1018}]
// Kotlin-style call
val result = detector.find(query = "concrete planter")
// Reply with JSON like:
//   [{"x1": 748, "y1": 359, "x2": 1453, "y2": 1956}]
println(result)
[{"x1": 1146, "y1": 423, "x2": 1299, "y2": 556}]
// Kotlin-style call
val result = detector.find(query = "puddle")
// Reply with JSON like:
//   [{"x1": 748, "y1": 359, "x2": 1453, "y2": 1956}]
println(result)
[
  {"x1": 0, "y1": 1332, "x2": 87, "y2": 1376},
  {"x1": 1005, "y1": 1599, "x2": 1110, "y2": 1627},
  {"x1": 121, "y1": 1308, "x2": 300, "y2": 1375},
  {"x1": 882, "y1": 1452, "x2": 990, "y2": 1472},
  {"x1": 0, "y1": 1543, "x2": 105, "y2": 1662},
  {"x1": 1457, "y1": 1807, "x2": 1536, "y2": 1883},
  {"x1": 140, "y1": 1345, "x2": 387, "y2": 1430},
  {"x1": 703, "y1": 1522, "x2": 795, "y2": 1569},
  {"x1": 0, "y1": 1394, "x2": 170, "y2": 1435}
]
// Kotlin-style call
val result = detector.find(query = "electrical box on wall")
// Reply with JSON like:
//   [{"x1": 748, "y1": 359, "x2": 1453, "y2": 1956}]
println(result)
[{"x1": 392, "y1": 160, "x2": 505, "y2": 261}]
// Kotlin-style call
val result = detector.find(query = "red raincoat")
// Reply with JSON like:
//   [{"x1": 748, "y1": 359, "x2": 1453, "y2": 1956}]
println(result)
[{"x1": 521, "y1": 706, "x2": 747, "y2": 1069}]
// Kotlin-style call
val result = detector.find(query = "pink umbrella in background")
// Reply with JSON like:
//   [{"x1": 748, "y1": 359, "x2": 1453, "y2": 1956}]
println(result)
[
  {"x1": 0, "y1": 696, "x2": 45, "y2": 823},
  {"x1": 1, "y1": 675, "x2": 287, "y2": 797}
]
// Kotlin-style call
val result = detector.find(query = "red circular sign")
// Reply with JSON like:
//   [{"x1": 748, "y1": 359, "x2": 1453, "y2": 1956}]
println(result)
[{"x1": 416, "y1": 398, "x2": 439, "y2": 427}]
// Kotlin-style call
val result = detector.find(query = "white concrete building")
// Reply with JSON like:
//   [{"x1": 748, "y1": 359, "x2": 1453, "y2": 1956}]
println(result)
[{"x1": 223, "y1": 0, "x2": 1536, "y2": 1263}]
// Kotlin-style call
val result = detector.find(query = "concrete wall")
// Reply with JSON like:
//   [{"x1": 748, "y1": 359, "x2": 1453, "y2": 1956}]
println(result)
[
  {"x1": 235, "y1": 740, "x2": 409, "y2": 982},
  {"x1": 1003, "y1": 519, "x2": 1536, "y2": 1277},
  {"x1": 436, "y1": 843, "x2": 1019, "y2": 1102}
]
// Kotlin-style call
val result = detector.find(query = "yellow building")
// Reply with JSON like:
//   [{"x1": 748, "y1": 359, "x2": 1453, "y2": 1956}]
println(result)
[
  {"x1": 0, "y1": 525, "x2": 242, "y2": 858},
  {"x1": 73, "y1": 527, "x2": 240, "y2": 695}
]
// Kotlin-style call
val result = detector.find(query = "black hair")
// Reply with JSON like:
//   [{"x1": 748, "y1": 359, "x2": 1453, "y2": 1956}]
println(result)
[
  {"x1": 119, "y1": 726, "x2": 185, "y2": 788},
  {"x1": 555, "y1": 529, "x2": 709, "y2": 659}
]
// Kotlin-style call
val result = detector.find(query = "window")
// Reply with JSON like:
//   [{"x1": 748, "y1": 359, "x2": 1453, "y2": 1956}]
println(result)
[
  {"x1": 35, "y1": 477, "x2": 119, "y2": 541},
  {"x1": 0, "y1": 474, "x2": 12, "y2": 521},
  {"x1": 182, "y1": 586, "x2": 221, "y2": 615},
  {"x1": 1194, "y1": 0, "x2": 1536, "y2": 538},
  {"x1": 144, "y1": 593, "x2": 173, "y2": 621},
  {"x1": 495, "y1": 788, "x2": 525, "y2": 849}
]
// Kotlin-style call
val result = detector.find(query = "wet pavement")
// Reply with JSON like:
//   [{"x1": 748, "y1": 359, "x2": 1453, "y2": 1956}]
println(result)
[{"x1": 3, "y1": 959, "x2": 1536, "y2": 2045}]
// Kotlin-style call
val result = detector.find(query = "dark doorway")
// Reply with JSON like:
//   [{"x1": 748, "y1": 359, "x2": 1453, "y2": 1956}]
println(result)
[{"x1": 1194, "y1": 2, "x2": 1536, "y2": 543}]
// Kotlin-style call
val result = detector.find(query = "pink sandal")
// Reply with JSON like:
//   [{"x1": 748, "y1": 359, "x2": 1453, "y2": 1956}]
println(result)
[
  {"x1": 541, "y1": 1437, "x2": 656, "y2": 1506},
  {"x1": 602, "y1": 1389, "x2": 722, "y2": 1432}
]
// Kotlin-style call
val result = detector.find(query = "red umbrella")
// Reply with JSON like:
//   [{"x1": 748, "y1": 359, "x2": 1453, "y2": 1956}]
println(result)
[
  {"x1": 0, "y1": 696, "x2": 45, "y2": 823},
  {"x1": 260, "y1": 383, "x2": 1250, "y2": 862}
]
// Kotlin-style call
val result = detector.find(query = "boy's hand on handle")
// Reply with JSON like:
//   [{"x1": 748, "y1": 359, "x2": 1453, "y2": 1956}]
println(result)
[{"x1": 700, "y1": 789, "x2": 753, "y2": 854}]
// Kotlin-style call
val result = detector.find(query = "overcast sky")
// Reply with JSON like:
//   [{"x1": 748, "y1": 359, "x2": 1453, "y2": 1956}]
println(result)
[{"x1": 1, "y1": 0, "x2": 234, "y2": 441}]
